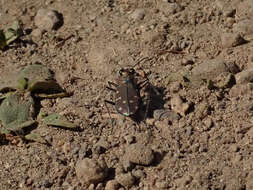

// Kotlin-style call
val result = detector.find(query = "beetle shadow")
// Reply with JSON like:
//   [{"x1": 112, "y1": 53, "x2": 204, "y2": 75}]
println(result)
[
  {"x1": 131, "y1": 86, "x2": 166, "y2": 123},
  {"x1": 148, "y1": 86, "x2": 166, "y2": 117}
]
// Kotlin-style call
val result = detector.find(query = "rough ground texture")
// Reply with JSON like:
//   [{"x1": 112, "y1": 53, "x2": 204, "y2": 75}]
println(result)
[{"x1": 1, "y1": 0, "x2": 253, "y2": 189}]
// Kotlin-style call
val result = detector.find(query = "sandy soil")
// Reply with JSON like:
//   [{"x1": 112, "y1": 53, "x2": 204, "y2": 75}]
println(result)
[{"x1": 1, "y1": 0, "x2": 253, "y2": 189}]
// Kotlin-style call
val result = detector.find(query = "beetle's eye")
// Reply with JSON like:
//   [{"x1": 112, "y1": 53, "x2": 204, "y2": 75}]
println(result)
[
  {"x1": 119, "y1": 69, "x2": 124, "y2": 76},
  {"x1": 130, "y1": 68, "x2": 135, "y2": 74}
]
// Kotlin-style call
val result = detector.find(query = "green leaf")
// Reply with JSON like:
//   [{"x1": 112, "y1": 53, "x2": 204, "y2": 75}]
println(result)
[
  {"x1": 0, "y1": 92, "x2": 35, "y2": 133},
  {"x1": 25, "y1": 133, "x2": 48, "y2": 144},
  {"x1": 42, "y1": 113, "x2": 76, "y2": 129},
  {"x1": 4, "y1": 20, "x2": 23, "y2": 45}
]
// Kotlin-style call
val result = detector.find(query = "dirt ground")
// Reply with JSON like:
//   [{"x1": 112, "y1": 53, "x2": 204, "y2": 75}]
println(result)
[{"x1": 1, "y1": 0, "x2": 253, "y2": 189}]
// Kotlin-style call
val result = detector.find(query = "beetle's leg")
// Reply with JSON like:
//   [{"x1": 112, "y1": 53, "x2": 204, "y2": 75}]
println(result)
[
  {"x1": 108, "y1": 81, "x2": 118, "y2": 88},
  {"x1": 106, "y1": 81, "x2": 118, "y2": 92},
  {"x1": 104, "y1": 100, "x2": 116, "y2": 131}
]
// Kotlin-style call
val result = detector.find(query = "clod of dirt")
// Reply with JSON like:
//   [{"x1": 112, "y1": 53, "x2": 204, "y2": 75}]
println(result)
[
  {"x1": 236, "y1": 0, "x2": 253, "y2": 19},
  {"x1": 195, "y1": 101, "x2": 210, "y2": 120},
  {"x1": 75, "y1": 158, "x2": 108, "y2": 185},
  {"x1": 129, "y1": 9, "x2": 145, "y2": 21},
  {"x1": 191, "y1": 59, "x2": 230, "y2": 80},
  {"x1": 158, "y1": 2, "x2": 183, "y2": 15},
  {"x1": 34, "y1": 9, "x2": 62, "y2": 31},
  {"x1": 246, "y1": 171, "x2": 253, "y2": 189},
  {"x1": 233, "y1": 19, "x2": 253, "y2": 36},
  {"x1": 132, "y1": 169, "x2": 145, "y2": 179},
  {"x1": 229, "y1": 83, "x2": 253, "y2": 97},
  {"x1": 31, "y1": 28, "x2": 43, "y2": 40},
  {"x1": 214, "y1": 72, "x2": 236, "y2": 89},
  {"x1": 220, "y1": 33, "x2": 247, "y2": 48},
  {"x1": 124, "y1": 135, "x2": 135, "y2": 144},
  {"x1": 153, "y1": 109, "x2": 180, "y2": 121},
  {"x1": 171, "y1": 95, "x2": 189, "y2": 117},
  {"x1": 105, "y1": 180, "x2": 120, "y2": 190},
  {"x1": 235, "y1": 69, "x2": 253, "y2": 84},
  {"x1": 115, "y1": 173, "x2": 135, "y2": 189},
  {"x1": 125, "y1": 143, "x2": 154, "y2": 165},
  {"x1": 155, "y1": 180, "x2": 170, "y2": 189},
  {"x1": 122, "y1": 159, "x2": 134, "y2": 172}
]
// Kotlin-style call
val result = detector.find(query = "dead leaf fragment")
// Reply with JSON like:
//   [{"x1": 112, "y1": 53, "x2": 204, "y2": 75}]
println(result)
[{"x1": 42, "y1": 113, "x2": 76, "y2": 128}]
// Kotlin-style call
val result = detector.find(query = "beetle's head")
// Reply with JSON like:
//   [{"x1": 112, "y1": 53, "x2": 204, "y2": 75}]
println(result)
[{"x1": 119, "y1": 68, "x2": 135, "y2": 82}]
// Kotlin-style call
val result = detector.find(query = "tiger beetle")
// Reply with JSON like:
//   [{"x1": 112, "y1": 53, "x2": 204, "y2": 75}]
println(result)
[{"x1": 104, "y1": 57, "x2": 151, "y2": 127}]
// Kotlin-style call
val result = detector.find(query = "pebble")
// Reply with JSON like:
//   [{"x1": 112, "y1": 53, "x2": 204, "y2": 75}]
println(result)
[
  {"x1": 116, "y1": 173, "x2": 136, "y2": 189},
  {"x1": 122, "y1": 159, "x2": 134, "y2": 172},
  {"x1": 75, "y1": 158, "x2": 108, "y2": 185},
  {"x1": 203, "y1": 117, "x2": 213, "y2": 131},
  {"x1": 246, "y1": 171, "x2": 253, "y2": 189},
  {"x1": 155, "y1": 181, "x2": 170, "y2": 189},
  {"x1": 125, "y1": 143, "x2": 154, "y2": 165},
  {"x1": 192, "y1": 59, "x2": 229, "y2": 80},
  {"x1": 220, "y1": 33, "x2": 246, "y2": 48},
  {"x1": 235, "y1": 69, "x2": 253, "y2": 84},
  {"x1": 153, "y1": 109, "x2": 180, "y2": 121},
  {"x1": 181, "y1": 58, "x2": 194, "y2": 66},
  {"x1": 233, "y1": 19, "x2": 253, "y2": 36},
  {"x1": 171, "y1": 95, "x2": 190, "y2": 117},
  {"x1": 132, "y1": 169, "x2": 145, "y2": 179},
  {"x1": 105, "y1": 180, "x2": 120, "y2": 190},
  {"x1": 124, "y1": 135, "x2": 135, "y2": 144},
  {"x1": 129, "y1": 9, "x2": 145, "y2": 21},
  {"x1": 34, "y1": 9, "x2": 62, "y2": 31},
  {"x1": 229, "y1": 83, "x2": 253, "y2": 97},
  {"x1": 31, "y1": 28, "x2": 43, "y2": 40},
  {"x1": 195, "y1": 102, "x2": 210, "y2": 119},
  {"x1": 78, "y1": 143, "x2": 89, "y2": 159}
]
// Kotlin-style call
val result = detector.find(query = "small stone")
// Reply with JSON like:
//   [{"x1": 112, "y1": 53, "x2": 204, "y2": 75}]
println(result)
[
  {"x1": 88, "y1": 184, "x2": 95, "y2": 190},
  {"x1": 170, "y1": 82, "x2": 182, "y2": 93},
  {"x1": 233, "y1": 19, "x2": 253, "y2": 36},
  {"x1": 96, "y1": 183, "x2": 103, "y2": 190},
  {"x1": 229, "y1": 83, "x2": 253, "y2": 97},
  {"x1": 181, "y1": 58, "x2": 194, "y2": 66},
  {"x1": 105, "y1": 180, "x2": 120, "y2": 190},
  {"x1": 203, "y1": 117, "x2": 213, "y2": 130},
  {"x1": 230, "y1": 144, "x2": 239, "y2": 152},
  {"x1": 132, "y1": 169, "x2": 145, "y2": 179},
  {"x1": 192, "y1": 59, "x2": 231, "y2": 80},
  {"x1": 92, "y1": 145, "x2": 105, "y2": 154},
  {"x1": 235, "y1": 69, "x2": 253, "y2": 84},
  {"x1": 75, "y1": 158, "x2": 108, "y2": 185},
  {"x1": 129, "y1": 9, "x2": 145, "y2": 21},
  {"x1": 31, "y1": 28, "x2": 43, "y2": 40},
  {"x1": 62, "y1": 142, "x2": 71, "y2": 154},
  {"x1": 155, "y1": 181, "x2": 170, "y2": 189},
  {"x1": 124, "y1": 135, "x2": 135, "y2": 144},
  {"x1": 220, "y1": 33, "x2": 246, "y2": 48},
  {"x1": 195, "y1": 102, "x2": 210, "y2": 119},
  {"x1": 125, "y1": 143, "x2": 154, "y2": 165},
  {"x1": 78, "y1": 143, "x2": 89, "y2": 159},
  {"x1": 95, "y1": 137, "x2": 110, "y2": 149},
  {"x1": 122, "y1": 159, "x2": 134, "y2": 172},
  {"x1": 116, "y1": 173, "x2": 135, "y2": 189},
  {"x1": 246, "y1": 172, "x2": 253, "y2": 189},
  {"x1": 34, "y1": 9, "x2": 62, "y2": 31},
  {"x1": 246, "y1": 127, "x2": 253, "y2": 138},
  {"x1": 171, "y1": 95, "x2": 190, "y2": 116},
  {"x1": 153, "y1": 109, "x2": 180, "y2": 121}
]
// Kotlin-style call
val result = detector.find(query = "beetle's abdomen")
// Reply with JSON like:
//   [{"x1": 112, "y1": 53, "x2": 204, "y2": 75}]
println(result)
[{"x1": 115, "y1": 83, "x2": 139, "y2": 116}]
